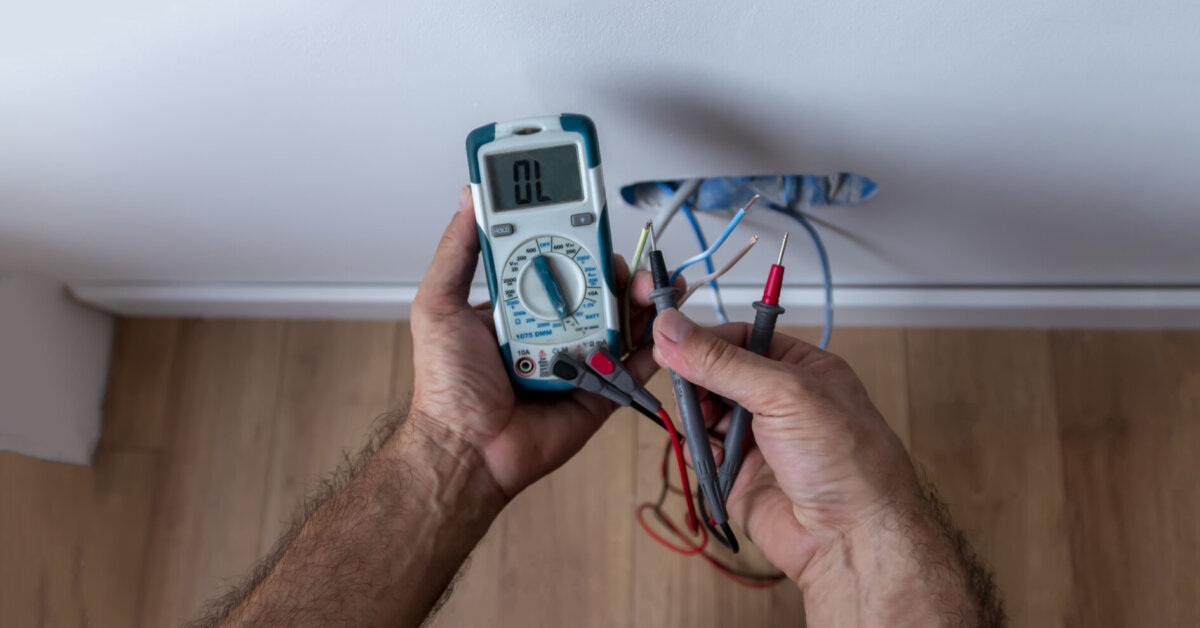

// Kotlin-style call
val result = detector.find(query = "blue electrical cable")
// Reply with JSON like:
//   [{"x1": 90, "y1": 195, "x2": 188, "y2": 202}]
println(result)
[
  {"x1": 669, "y1": 208, "x2": 747, "y2": 288},
  {"x1": 657, "y1": 182, "x2": 729, "y2": 323},
  {"x1": 772, "y1": 176, "x2": 833, "y2": 350},
  {"x1": 678, "y1": 205, "x2": 730, "y2": 323},
  {"x1": 637, "y1": 199, "x2": 745, "y2": 344},
  {"x1": 641, "y1": 177, "x2": 832, "y2": 350},
  {"x1": 790, "y1": 211, "x2": 833, "y2": 350}
]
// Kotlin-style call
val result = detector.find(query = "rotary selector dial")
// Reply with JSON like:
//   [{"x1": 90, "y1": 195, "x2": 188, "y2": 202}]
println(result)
[{"x1": 500, "y1": 235, "x2": 605, "y2": 346}]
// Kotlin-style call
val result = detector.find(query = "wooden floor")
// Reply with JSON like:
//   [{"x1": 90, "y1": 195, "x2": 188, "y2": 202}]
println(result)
[{"x1": 3, "y1": 320, "x2": 1198, "y2": 627}]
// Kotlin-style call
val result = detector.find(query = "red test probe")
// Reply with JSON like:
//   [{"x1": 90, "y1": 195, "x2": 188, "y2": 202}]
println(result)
[{"x1": 717, "y1": 233, "x2": 788, "y2": 499}]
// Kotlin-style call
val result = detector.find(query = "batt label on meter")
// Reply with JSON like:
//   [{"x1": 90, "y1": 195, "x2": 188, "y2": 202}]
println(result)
[{"x1": 466, "y1": 114, "x2": 619, "y2": 392}]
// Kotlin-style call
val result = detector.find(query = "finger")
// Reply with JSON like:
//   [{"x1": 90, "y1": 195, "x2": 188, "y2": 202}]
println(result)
[
  {"x1": 629, "y1": 270, "x2": 686, "y2": 309},
  {"x1": 653, "y1": 309, "x2": 815, "y2": 416},
  {"x1": 723, "y1": 454, "x2": 816, "y2": 578},
  {"x1": 630, "y1": 271, "x2": 655, "y2": 308},
  {"x1": 613, "y1": 253, "x2": 629, "y2": 293},
  {"x1": 673, "y1": 320, "x2": 824, "y2": 366},
  {"x1": 624, "y1": 307, "x2": 655, "y2": 351},
  {"x1": 622, "y1": 342, "x2": 659, "y2": 385},
  {"x1": 710, "y1": 410, "x2": 733, "y2": 435},
  {"x1": 613, "y1": 253, "x2": 632, "y2": 331},
  {"x1": 413, "y1": 186, "x2": 479, "y2": 311},
  {"x1": 700, "y1": 395, "x2": 728, "y2": 430},
  {"x1": 678, "y1": 431, "x2": 725, "y2": 469}
]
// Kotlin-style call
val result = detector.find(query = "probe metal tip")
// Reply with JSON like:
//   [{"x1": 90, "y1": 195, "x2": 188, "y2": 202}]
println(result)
[
  {"x1": 648, "y1": 223, "x2": 657, "y2": 251},
  {"x1": 720, "y1": 522, "x2": 740, "y2": 554},
  {"x1": 777, "y1": 232, "x2": 789, "y2": 265}
]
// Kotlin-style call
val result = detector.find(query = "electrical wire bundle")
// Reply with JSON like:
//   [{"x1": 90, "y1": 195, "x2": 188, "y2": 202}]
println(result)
[
  {"x1": 633, "y1": 176, "x2": 834, "y2": 350},
  {"x1": 565, "y1": 179, "x2": 838, "y2": 588},
  {"x1": 637, "y1": 441, "x2": 787, "y2": 588},
  {"x1": 627, "y1": 389, "x2": 785, "y2": 587},
  {"x1": 550, "y1": 348, "x2": 780, "y2": 584},
  {"x1": 619, "y1": 177, "x2": 838, "y2": 587}
]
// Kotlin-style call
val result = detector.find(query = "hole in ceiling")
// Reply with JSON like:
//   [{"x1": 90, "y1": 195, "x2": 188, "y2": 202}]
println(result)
[{"x1": 620, "y1": 174, "x2": 878, "y2": 211}]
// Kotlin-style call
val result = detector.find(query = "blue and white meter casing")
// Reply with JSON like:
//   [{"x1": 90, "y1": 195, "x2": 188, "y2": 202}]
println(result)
[{"x1": 466, "y1": 114, "x2": 620, "y2": 391}]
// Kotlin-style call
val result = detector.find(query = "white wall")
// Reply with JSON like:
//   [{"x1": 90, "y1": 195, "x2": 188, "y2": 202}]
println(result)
[
  {"x1": 0, "y1": 273, "x2": 113, "y2": 464},
  {"x1": 2, "y1": 1, "x2": 1198, "y2": 320}
]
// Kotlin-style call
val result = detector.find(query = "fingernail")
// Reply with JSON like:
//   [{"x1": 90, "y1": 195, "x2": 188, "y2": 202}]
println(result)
[
  {"x1": 656, "y1": 308, "x2": 695, "y2": 344},
  {"x1": 458, "y1": 185, "x2": 472, "y2": 213}
]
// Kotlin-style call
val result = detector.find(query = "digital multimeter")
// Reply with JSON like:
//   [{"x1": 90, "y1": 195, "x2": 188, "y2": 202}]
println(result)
[{"x1": 466, "y1": 114, "x2": 620, "y2": 391}]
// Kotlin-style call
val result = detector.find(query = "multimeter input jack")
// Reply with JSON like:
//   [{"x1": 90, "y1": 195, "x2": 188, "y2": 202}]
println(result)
[{"x1": 514, "y1": 356, "x2": 536, "y2": 376}]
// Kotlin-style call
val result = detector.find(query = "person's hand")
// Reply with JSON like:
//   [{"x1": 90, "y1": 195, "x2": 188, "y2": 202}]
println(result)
[
  {"x1": 650, "y1": 308, "x2": 921, "y2": 583},
  {"x1": 408, "y1": 187, "x2": 660, "y2": 500}
]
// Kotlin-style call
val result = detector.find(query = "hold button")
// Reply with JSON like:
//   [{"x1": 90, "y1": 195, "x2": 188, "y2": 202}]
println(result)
[{"x1": 570, "y1": 213, "x2": 595, "y2": 227}]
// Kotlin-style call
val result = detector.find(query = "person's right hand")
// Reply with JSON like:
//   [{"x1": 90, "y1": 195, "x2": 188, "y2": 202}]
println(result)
[
  {"x1": 651, "y1": 308, "x2": 922, "y2": 583},
  {"x1": 652, "y1": 308, "x2": 1003, "y2": 625}
]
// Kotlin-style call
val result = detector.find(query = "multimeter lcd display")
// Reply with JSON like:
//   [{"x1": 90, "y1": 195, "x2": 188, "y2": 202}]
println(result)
[{"x1": 485, "y1": 145, "x2": 584, "y2": 211}]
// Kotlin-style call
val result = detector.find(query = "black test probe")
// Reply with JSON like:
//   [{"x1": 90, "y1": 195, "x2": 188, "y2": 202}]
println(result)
[
  {"x1": 646, "y1": 235, "x2": 740, "y2": 553},
  {"x1": 717, "y1": 233, "x2": 788, "y2": 499}
]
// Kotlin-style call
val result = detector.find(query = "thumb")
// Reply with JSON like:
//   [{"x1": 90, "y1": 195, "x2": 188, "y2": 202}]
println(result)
[
  {"x1": 414, "y1": 186, "x2": 479, "y2": 313},
  {"x1": 653, "y1": 308, "x2": 799, "y2": 415}
]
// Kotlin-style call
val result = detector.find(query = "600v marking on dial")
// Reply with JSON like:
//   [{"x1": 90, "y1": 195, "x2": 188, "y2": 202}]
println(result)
[{"x1": 501, "y1": 235, "x2": 605, "y2": 344}]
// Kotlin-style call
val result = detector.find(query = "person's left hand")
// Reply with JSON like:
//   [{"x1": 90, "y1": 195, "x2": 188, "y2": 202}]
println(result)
[{"x1": 409, "y1": 186, "x2": 661, "y2": 499}]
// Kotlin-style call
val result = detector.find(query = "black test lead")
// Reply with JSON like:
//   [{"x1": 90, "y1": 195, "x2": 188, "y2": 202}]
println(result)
[
  {"x1": 647, "y1": 234, "x2": 740, "y2": 553},
  {"x1": 717, "y1": 232, "x2": 789, "y2": 501}
]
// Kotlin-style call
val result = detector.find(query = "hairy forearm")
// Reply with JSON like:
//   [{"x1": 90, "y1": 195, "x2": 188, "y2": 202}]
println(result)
[
  {"x1": 201, "y1": 411, "x2": 506, "y2": 628},
  {"x1": 799, "y1": 483, "x2": 1005, "y2": 628}
]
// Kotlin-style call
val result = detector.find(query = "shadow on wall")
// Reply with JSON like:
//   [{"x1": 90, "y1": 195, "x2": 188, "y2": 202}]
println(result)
[
  {"x1": 595, "y1": 72, "x2": 890, "y2": 257},
  {"x1": 593, "y1": 73, "x2": 810, "y2": 172},
  {"x1": 590, "y1": 71, "x2": 1195, "y2": 283}
]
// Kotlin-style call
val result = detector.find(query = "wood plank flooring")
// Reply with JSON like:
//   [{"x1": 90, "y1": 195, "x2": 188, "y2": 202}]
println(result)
[{"x1": 3, "y1": 320, "x2": 1199, "y2": 627}]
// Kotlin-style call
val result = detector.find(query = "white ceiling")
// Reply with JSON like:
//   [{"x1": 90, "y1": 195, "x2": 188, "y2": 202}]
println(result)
[{"x1": 3, "y1": 0, "x2": 1198, "y2": 288}]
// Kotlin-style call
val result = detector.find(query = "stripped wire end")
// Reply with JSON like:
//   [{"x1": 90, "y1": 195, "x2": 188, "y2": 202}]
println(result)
[
  {"x1": 678, "y1": 235, "x2": 759, "y2": 306},
  {"x1": 668, "y1": 206, "x2": 750, "y2": 286},
  {"x1": 631, "y1": 221, "x2": 653, "y2": 269},
  {"x1": 623, "y1": 221, "x2": 656, "y2": 351}
]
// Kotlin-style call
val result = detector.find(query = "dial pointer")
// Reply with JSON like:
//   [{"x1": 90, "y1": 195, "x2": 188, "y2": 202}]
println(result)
[{"x1": 530, "y1": 254, "x2": 572, "y2": 320}]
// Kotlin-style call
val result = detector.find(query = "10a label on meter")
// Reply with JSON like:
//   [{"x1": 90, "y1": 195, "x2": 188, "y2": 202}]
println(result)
[{"x1": 501, "y1": 235, "x2": 604, "y2": 343}]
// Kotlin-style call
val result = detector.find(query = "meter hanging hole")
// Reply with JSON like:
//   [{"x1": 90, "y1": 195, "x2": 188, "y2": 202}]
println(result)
[{"x1": 514, "y1": 126, "x2": 541, "y2": 136}]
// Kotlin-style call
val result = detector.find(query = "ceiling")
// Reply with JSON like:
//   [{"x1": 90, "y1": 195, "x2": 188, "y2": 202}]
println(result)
[{"x1": 3, "y1": 0, "x2": 1198, "y2": 289}]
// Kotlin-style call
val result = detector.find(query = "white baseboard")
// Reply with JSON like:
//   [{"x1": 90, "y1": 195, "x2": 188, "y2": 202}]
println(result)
[{"x1": 69, "y1": 281, "x2": 1200, "y2": 328}]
